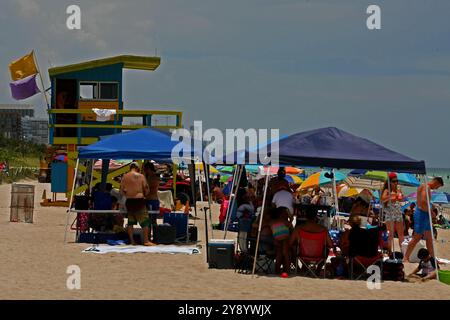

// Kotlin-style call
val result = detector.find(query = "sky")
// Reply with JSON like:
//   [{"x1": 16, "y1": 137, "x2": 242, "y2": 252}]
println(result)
[{"x1": 1, "y1": 0, "x2": 449, "y2": 167}]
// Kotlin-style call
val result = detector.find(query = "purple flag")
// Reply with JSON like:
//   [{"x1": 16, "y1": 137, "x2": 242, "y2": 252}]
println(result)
[{"x1": 9, "y1": 74, "x2": 40, "y2": 100}]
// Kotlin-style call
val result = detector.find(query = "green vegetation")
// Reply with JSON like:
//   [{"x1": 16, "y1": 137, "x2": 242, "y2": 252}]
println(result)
[{"x1": 0, "y1": 136, "x2": 46, "y2": 184}]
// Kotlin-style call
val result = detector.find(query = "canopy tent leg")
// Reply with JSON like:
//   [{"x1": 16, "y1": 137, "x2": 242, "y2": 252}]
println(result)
[
  {"x1": 188, "y1": 161, "x2": 198, "y2": 218},
  {"x1": 202, "y1": 161, "x2": 213, "y2": 261},
  {"x1": 331, "y1": 168, "x2": 339, "y2": 229},
  {"x1": 202, "y1": 163, "x2": 214, "y2": 239},
  {"x1": 223, "y1": 165, "x2": 238, "y2": 233},
  {"x1": 424, "y1": 174, "x2": 440, "y2": 282},
  {"x1": 224, "y1": 165, "x2": 244, "y2": 239},
  {"x1": 100, "y1": 159, "x2": 110, "y2": 191},
  {"x1": 88, "y1": 159, "x2": 95, "y2": 195},
  {"x1": 64, "y1": 158, "x2": 79, "y2": 244},
  {"x1": 252, "y1": 166, "x2": 271, "y2": 276},
  {"x1": 386, "y1": 173, "x2": 394, "y2": 256},
  {"x1": 198, "y1": 166, "x2": 203, "y2": 202}
]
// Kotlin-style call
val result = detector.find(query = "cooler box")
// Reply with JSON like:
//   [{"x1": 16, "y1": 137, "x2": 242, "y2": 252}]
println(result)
[
  {"x1": 208, "y1": 239, "x2": 235, "y2": 269},
  {"x1": 153, "y1": 224, "x2": 176, "y2": 244},
  {"x1": 163, "y1": 212, "x2": 188, "y2": 239}
]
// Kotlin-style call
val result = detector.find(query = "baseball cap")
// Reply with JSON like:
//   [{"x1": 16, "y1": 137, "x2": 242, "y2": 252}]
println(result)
[{"x1": 388, "y1": 172, "x2": 398, "y2": 180}]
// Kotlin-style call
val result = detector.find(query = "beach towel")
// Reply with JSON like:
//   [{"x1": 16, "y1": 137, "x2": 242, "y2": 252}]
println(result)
[
  {"x1": 82, "y1": 245, "x2": 201, "y2": 255},
  {"x1": 92, "y1": 108, "x2": 116, "y2": 121}
]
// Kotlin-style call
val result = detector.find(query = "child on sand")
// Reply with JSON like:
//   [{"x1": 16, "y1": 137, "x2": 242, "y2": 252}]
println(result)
[{"x1": 407, "y1": 248, "x2": 438, "y2": 282}]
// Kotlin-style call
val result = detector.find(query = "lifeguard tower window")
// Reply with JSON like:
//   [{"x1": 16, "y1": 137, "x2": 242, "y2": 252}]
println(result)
[
  {"x1": 79, "y1": 81, "x2": 118, "y2": 101},
  {"x1": 79, "y1": 82, "x2": 99, "y2": 100},
  {"x1": 99, "y1": 83, "x2": 118, "y2": 100}
]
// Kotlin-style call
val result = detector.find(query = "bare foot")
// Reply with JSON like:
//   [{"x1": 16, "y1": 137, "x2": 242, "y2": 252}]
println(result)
[{"x1": 143, "y1": 241, "x2": 156, "y2": 246}]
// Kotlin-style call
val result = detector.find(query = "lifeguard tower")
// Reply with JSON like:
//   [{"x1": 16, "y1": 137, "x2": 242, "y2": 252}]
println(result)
[{"x1": 43, "y1": 55, "x2": 182, "y2": 205}]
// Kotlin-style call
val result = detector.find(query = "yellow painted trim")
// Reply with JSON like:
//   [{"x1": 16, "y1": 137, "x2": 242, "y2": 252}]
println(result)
[
  {"x1": 53, "y1": 137, "x2": 99, "y2": 145},
  {"x1": 49, "y1": 55, "x2": 161, "y2": 76},
  {"x1": 51, "y1": 124, "x2": 179, "y2": 130},
  {"x1": 48, "y1": 109, "x2": 182, "y2": 116}
]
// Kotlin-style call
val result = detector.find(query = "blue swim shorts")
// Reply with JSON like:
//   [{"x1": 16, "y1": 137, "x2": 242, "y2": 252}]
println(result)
[{"x1": 413, "y1": 207, "x2": 431, "y2": 234}]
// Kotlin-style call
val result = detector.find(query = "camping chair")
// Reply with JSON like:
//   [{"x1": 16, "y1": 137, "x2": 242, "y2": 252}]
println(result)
[
  {"x1": 349, "y1": 227, "x2": 383, "y2": 280},
  {"x1": 235, "y1": 236, "x2": 275, "y2": 274},
  {"x1": 296, "y1": 229, "x2": 329, "y2": 278}
]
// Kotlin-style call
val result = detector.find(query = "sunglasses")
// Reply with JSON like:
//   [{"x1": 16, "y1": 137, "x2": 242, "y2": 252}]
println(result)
[{"x1": 391, "y1": 180, "x2": 398, "y2": 183}]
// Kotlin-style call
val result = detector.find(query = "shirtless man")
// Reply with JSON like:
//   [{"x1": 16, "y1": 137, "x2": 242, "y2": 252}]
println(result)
[
  {"x1": 403, "y1": 177, "x2": 444, "y2": 262},
  {"x1": 144, "y1": 162, "x2": 161, "y2": 237},
  {"x1": 120, "y1": 162, "x2": 154, "y2": 246}
]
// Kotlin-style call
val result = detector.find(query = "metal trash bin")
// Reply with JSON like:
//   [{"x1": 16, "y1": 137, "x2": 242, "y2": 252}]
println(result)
[{"x1": 10, "y1": 183, "x2": 35, "y2": 223}]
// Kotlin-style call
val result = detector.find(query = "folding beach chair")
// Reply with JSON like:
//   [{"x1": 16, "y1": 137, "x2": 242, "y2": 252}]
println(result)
[
  {"x1": 349, "y1": 227, "x2": 383, "y2": 280},
  {"x1": 296, "y1": 229, "x2": 329, "y2": 278},
  {"x1": 235, "y1": 237, "x2": 275, "y2": 274}
]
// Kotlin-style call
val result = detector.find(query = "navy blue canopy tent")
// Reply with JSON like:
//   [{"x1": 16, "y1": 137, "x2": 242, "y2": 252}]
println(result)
[
  {"x1": 78, "y1": 127, "x2": 202, "y2": 162},
  {"x1": 223, "y1": 127, "x2": 426, "y2": 174}
]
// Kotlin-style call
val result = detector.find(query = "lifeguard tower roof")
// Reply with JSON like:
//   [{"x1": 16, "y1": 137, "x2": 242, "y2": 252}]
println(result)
[{"x1": 48, "y1": 55, "x2": 160, "y2": 77}]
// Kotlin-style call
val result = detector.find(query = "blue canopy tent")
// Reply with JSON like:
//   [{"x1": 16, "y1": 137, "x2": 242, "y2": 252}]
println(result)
[
  {"x1": 67, "y1": 128, "x2": 213, "y2": 256},
  {"x1": 223, "y1": 127, "x2": 426, "y2": 174},
  {"x1": 218, "y1": 127, "x2": 433, "y2": 275},
  {"x1": 78, "y1": 127, "x2": 203, "y2": 162}
]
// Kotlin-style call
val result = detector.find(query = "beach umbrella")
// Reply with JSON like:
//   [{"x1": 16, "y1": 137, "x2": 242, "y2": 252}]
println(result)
[
  {"x1": 94, "y1": 159, "x2": 127, "y2": 170},
  {"x1": 285, "y1": 166, "x2": 303, "y2": 174},
  {"x1": 337, "y1": 184, "x2": 361, "y2": 197},
  {"x1": 284, "y1": 174, "x2": 303, "y2": 185},
  {"x1": 195, "y1": 163, "x2": 219, "y2": 174},
  {"x1": 54, "y1": 154, "x2": 68, "y2": 162},
  {"x1": 348, "y1": 170, "x2": 420, "y2": 187},
  {"x1": 217, "y1": 165, "x2": 234, "y2": 173},
  {"x1": 244, "y1": 165, "x2": 260, "y2": 174},
  {"x1": 406, "y1": 191, "x2": 450, "y2": 204},
  {"x1": 298, "y1": 170, "x2": 346, "y2": 190},
  {"x1": 344, "y1": 176, "x2": 384, "y2": 190},
  {"x1": 220, "y1": 174, "x2": 232, "y2": 183}
]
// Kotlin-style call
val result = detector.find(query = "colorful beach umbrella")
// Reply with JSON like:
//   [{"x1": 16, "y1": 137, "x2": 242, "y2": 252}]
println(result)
[
  {"x1": 337, "y1": 184, "x2": 361, "y2": 197},
  {"x1": 217, "y1": 165, "x2": 234, "y2": 173},
  {"x1": 220, "y1": 174, "x2": 232, "y2": 183},
  {"x1": 407, "y1": 191, "x2": 450, "y2": 204},
  {"x1": 298, "y1": 170, "x2": 346, "y2": 190},
  {"x1": 285, "y1": 167, "x2": 303, "y2": 174},
  {"x1": 348, "y1": 170, "x2": 420, "y2": 187},
  {"x1": 284, "y1": 174, "x2": 303, "y2": 185},
  {"x1": 195, "y1": 163, "x2": 219, "y2": 174}
]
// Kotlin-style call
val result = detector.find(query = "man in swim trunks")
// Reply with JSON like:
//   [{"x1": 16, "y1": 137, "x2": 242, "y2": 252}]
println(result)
[
  {"x1": 120, "y1": 162, "x2": 154, "y2": 246},
  {"x1": 403, "y1": 177, "x2": 444, "y2": 262}
]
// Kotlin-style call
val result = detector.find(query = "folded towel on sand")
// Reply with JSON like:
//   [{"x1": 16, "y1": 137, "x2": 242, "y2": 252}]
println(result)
[{"x1": 83, "y1": 245, "x2": 201, "y2": 255}]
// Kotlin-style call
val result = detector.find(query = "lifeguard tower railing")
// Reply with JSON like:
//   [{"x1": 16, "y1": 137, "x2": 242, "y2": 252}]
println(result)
[{"x1": 48, "y1": 109, "x2": 182, "y2": 145}]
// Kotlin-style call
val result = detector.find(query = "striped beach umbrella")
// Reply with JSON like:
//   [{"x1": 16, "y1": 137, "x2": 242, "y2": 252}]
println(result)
[
  {"x1": 284, "y1": 174, "x2": 303, "y2": 185},
  {"x1": 348, "y1": 170, "x2": 420, "y2": 187},
  {"x1": 344, "y1": 176, "x2": 384, "y2": 190}
]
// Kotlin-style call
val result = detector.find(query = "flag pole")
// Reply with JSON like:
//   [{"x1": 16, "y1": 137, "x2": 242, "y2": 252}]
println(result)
[{"x1": 32, "y1": 50, "x2": 51, "y2": 112}]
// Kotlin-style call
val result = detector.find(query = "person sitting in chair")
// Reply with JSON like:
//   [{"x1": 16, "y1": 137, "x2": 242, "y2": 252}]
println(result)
[{"x1": 289, "y1": 206, "x2": 334, "y2": 275}]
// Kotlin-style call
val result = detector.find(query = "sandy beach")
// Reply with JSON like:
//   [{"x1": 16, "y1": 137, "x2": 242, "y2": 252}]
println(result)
[{"x1": 0, "y1": 181, "x2": 449, "y2": 300}]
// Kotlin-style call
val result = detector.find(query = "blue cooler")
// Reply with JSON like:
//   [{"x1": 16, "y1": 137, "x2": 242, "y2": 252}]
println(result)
[
  {"x1": 163, "y1": 212, "x2": 188, "y2": 239},
  {"x1": 208, "y1": 239, "x2": 235, "y2": 269}
]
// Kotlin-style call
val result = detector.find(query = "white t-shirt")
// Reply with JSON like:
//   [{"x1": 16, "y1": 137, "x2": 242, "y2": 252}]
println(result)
[{"x1": 272, "y1": 190, "x2": 294, "y2": 213}]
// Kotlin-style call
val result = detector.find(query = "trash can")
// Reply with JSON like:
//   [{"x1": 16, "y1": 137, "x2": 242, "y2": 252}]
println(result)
[{"x1": 10, "y1": 183, "x2": 35, "y2": 223}]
